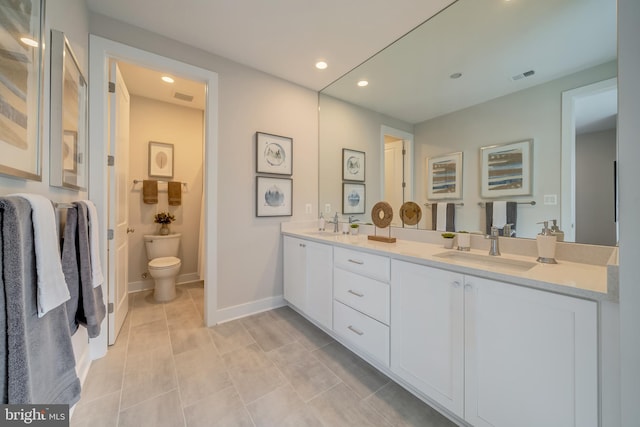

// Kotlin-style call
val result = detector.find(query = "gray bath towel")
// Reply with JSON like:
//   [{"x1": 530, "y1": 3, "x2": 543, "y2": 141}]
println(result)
[
  {"x1": 485, "y1": 201, "x2": 518, "y2": 236},
  {"x1": 0, "y1": 196, "x2": 81, "y2": 405},
  {"x1": 62, "y1": 204, "x2": 106, "y2": 338}
]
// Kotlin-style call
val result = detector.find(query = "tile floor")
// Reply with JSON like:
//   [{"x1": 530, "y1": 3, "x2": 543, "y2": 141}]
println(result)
[{"x1": 71, "y1": 282, "x2": 457, "y2": 427}]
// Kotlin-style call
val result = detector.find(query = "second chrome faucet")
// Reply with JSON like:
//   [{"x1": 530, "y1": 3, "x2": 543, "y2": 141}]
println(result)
[{"x1": 487, "y1": 226, "x2": 501, "y2": 256}]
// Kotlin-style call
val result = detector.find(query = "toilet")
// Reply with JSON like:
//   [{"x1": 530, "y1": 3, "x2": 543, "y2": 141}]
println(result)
[{"x1": 144, "y1": 233, "x2": 182, "y2": 302}]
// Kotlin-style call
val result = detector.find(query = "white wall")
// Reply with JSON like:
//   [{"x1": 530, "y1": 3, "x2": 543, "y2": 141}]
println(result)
[
  {"x1": 618, "y1": 0, "x2": 640, "y2": 423},
  {"x1": 575, "y1": 129, "x2": 616, "y2": 246},
  {"x1": 0, "y1": 0, "x2": 92, "y2": 384},
  {"x1": 414, "y1": 61, "x2": 617, "y2": 238},
  {"x1": 127, "y1": 95, "x2": 204, "y2": 290},
  {"x1": 89, "y1": 14, "x2": 319, "y2": 314},
  {"x1": 318, "y1": 94, "x2": 413, "y2": 222}
]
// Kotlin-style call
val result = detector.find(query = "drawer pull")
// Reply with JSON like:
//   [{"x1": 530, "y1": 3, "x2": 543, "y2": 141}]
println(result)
[
  {"x1": 348, "y1": 325, "x2": 364, "y2": 336},
  {"x1": 348, "y1": 259, "x2": 364, "y2": 265},
  {"x1": 348, "y1": 289, "x2": 364, "y2": 297}
]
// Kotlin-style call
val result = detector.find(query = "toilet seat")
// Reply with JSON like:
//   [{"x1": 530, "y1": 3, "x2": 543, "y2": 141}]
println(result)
[{"x1": 149, "y1": 256, "x2": 181, "y2": 269}]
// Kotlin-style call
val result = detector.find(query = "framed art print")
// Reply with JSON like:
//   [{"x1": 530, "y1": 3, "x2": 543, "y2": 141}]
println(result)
[
  {"x1": 256, "y1": 176, "x2": 292, "y2": 217},
  {"x1": 343, "y1": 182, "x2": 365, "y2": 214},
  {"x1": 426, "y1": 151, "x2": 462, "y2": 199},
  {"x1": 342, "y1": 148, "x2": 365, "y2": 182},
  {"x1": 149, "y1": 141, "x2": 174, "y2": 178},
  {"x1": 256, "y1": 132, "x2": 292, "y2": 175},
  {"x1": 481, "y1": 139, "x2": 533, "y2": 198}
]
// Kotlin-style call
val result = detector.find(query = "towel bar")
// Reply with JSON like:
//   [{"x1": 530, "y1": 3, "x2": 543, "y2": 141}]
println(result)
[
  {"x1": 477, "y1": 201, "x2": 536, "y2": 208},
  {"x1": 54, "y1": 202, "x2": 75, "y2": 209},
  {"x1": 424, "y1": 202, "x2": 464, "y2": 207},
  {"x1": 132, "y1": 179, "x2": 186, "y2": 186}
]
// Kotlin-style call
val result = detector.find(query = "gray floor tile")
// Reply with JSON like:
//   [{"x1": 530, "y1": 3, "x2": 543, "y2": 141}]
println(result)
[
  {"x1": 246, "y1": 318, "x2": 296, "y2": 352},
  {"x1": 208, "y1": 319, "x2": 255, "y2": 354},
  {"x1": 277, "y1": 314, "x2": 334, "y2": 351},
  {"x1": 268, "y1": 342, "x2": 340, "y2": 402},
  {"x1": 174, "y1": 345, "x2": 232, "y2": 406},
  {"x1": 183, "y1": 387, "x2": 253, "y2": 427},
  {"x1": 120, "y1": 345, "x2": 177, "y2": 409},
  {"x1": 312, "y1": 341, "x2": 390, "y2": 399},
  {"x1": 245, "y1": 384, "x2": 310, "y2": 427},
  {"x1": 129, "y1": 304, "x2": 165, "y2": 327},
  {"x1": 126, "y1": 319, "x2": 171, "y2": 356},
  {"x1": 71, "y1": 391, "x2": 120, "y2": 427},
  {"x1": 78, "y1": 346, "x2": 126, "y2": 403},
  {"x1": 169, "y1": 322, "x2": 213, "y2": 355},
  {"x1": 118, "y1": 390, "x2": 185, "y2": 427},
  {"x1": 366, "y1": 382, "x2": 458, "y2": 427},
  {"x1": 239, "y1": 310, "x2": 278, "y2": 330},
  {"x1": 308, "y1": 383, "x2": 389, "y2": 427}
]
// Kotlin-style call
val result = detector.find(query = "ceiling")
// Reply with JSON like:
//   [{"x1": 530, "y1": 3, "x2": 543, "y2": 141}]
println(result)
[{"x1": 85, "y1": 0, "x2": 455, "y2": 92}]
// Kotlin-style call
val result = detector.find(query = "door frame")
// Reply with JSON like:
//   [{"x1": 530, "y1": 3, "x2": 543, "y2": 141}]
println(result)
[
  {"x1": 88, "y1": 35, "x2": 219, "y2": 358},
  {"x1": 380, "y1": 125, "x2": 414, "y2": 203}
]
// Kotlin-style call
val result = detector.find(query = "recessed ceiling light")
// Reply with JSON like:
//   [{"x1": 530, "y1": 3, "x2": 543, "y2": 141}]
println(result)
[
  {"x1": 450, "y1": 72, "x2": 462, "y2": 79},
  {"x1": 357, "y1": 80, "x2": 369, "y2": 87},
  {"x1": 315, "y1": 61, "x2": 328, "y2": 70},
  {"x1": 161, "y1": 76, "x2": 175, "y2": 83},
  {"x1": 20, "y1": 37, "x2": 38, "y2": 47}
]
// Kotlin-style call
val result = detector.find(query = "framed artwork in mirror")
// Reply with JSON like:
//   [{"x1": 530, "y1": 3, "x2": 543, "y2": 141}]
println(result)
[
  {"x1": 149, "y1": 141, "x2": 174, "y2": 178},
  {"x1": 256, "y1": 176, "x2": 292, "y2": 217},
  {"x1": 427, "y1": 151, "x2": 463, "y2": 200},
  {"x1": 343, "y1": 182, "x2": 366, "y2": 214},
  {"x1": 50, "y1": 29, "x2": 88, "y2": 190},
  {"x1": 481, "y1": 139, "x2": 533, "y2": 198},
  {"x1": 342, "y1": 148, "x2": 365, "y2": 182},
  {"x1": 0, "y1": 0, "x2": 45, "y2": 181},
  {"x1": 256, "y1": 132, "x2": 292, "y2": 175}
]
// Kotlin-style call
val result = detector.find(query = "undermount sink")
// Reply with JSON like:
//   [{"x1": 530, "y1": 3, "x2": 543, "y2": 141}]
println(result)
[{"x1": 434, "y1": 251, "x2": 537, "y2": 273}]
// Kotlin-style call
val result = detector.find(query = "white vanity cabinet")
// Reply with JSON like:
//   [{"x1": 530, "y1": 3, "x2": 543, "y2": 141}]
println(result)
[
  {"x1": 333, "y1": 247, "x2": 391, "y2": 365},
  {"x1": 283, "y1": 236, "x2": 333, "y2": 330},
  {"x1": 464, "y1": 275, "x2": 598, "y2": 427},
  {"x1": 390, "y1": 260, "x2": 465, "y2": 417}
]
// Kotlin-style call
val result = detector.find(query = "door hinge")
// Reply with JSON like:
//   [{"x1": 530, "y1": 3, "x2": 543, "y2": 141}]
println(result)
[
  {"x1": 402, "y1": 182, "x2": 406, "y2": 188},
  {"x1": 108, "y1": 82, "x2": 115, "y2": 93},
  {"x1": 402, "y1": 148, "x2": 406, "y2": 155},
  {"x1": 107, "y1": 229, "x2": 114, "y2": 240},
  {"x1": 107, "y1": 155, "x2": 115, "y2": 166},
  {"x1": 108, "y1": 302, "x2": 114, "y2": 314}
]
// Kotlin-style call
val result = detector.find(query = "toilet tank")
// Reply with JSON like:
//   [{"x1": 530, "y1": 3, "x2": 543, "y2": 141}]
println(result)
[{"x1": 144, "y1": 233, "x2": 181, "y2": 260}]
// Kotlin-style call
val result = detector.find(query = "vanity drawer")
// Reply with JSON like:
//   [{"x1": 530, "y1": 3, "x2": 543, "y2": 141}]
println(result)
[
  {"x1": 334, "y1": 247, "x2": 390, "y2": 282},
  {"x1": 334, "y1": 300, "x2": 390, "y2": 366},
  {"x1": 334, "y1": 268, "x2": 389, "y2": 325}
]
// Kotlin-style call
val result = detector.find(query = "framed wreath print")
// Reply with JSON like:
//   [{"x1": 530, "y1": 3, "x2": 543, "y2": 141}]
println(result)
[
  {"x1": 256, "y1": 176, "x2": 292, "y2": 217},
  {"x1": 342, "y1": 148, "x2": 365, "y2": 182},
  {"x1": 256, "y1": 132, "x2": 292, "y2": 175},
  {"x1": 426, "y1": 152, "x2": 462, "y2": 200},
  {"x1": 50, "y1": 30, "x2": 88, "y2": 190},
  {"x1": 481, "y1": 139, "x2": 533, "y2": 198},
  {"x1": 343, "y1": 183, "x2": 366, "y2": 214},
  {"x1": 0, "y1": 0, "x2": 45, "y2": 181},
  {"x1": 149, "y1": 141, "x2": 174, "y2": 178}
]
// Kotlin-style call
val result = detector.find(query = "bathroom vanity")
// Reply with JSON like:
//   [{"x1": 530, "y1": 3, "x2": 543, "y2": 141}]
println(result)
[{"x1": 281, "y1": 224, "x2": 619, "y2": 427}]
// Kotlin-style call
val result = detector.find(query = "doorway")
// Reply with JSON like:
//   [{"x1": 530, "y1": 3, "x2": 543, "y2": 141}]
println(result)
[
  {"x1": 381, "y1": 125, "x2": 414, "y2": 227},
  {"x1": 89, "y1": 36, "x2": 219, "y2": 357}
]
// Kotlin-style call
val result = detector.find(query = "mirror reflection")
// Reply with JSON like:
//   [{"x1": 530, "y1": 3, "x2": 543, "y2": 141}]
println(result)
[{"x1": 319, "y1": 0, "x2": 617, "y2": 244}]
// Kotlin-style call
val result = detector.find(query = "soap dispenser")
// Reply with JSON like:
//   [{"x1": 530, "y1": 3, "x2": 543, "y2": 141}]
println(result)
[
  {"x1": 318, "y1": 212, "x2": 325, "y2": 231},
  {"x1": 550, "y1": 219, "x2": 564, "y2": 242},
  {"x1": 536, "y1": 221, "x2": 558, "y2": 264}
]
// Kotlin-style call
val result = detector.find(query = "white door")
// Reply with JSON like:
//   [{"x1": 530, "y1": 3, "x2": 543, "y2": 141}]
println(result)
[
  {"x1": 107, "y1": 62, "x2": 130, "y2": 345},
  {"x1": 384, "y1": 139, "x2": 405, "y2": 226},
  {"x1": 390, "y1": 260, "x2": 464, "y2": 417},
  {"x1": 464, "y1": 276, "x2": 598, "y2": 427}
]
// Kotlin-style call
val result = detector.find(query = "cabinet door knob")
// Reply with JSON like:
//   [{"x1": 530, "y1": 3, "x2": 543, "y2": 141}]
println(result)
[
  {"x1": 347, "y1": 325, "x2": 364, "y2": 336},
  {"x1": 464, "y1": 284, "x2": 473, "y2": 291},
  {"x1": 299, "y1": 243, "x2": 306, "y2": 248}
]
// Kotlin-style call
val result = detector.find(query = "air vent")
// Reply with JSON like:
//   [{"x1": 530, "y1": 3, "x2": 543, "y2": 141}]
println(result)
[
  {"x1": 173, "y1": 91, "x2": 194, "y2": 102},
  {"x1": 511, "y1": 69, "x2": 535, "y2": 81}
]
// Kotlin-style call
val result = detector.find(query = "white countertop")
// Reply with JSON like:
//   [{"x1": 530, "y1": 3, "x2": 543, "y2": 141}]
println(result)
[{"x1": 282, "y1": 229, "x2": 616, "y2": 302}]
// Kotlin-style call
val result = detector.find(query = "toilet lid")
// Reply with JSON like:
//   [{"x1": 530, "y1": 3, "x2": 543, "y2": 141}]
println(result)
[{"x1": 149, "y1": 256, "x2": 181, "y2": 269}]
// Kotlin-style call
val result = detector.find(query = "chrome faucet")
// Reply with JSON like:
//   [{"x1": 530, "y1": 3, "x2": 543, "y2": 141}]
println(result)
[
  {"x1": 487, "y1": 226, "x2": 501, "y2": 256},
  {"x1": 327, "y1": 212, "x2": 340, "y2": 233},
  {"x1": 348, "y1": 215, "x2": 360, "y2": 224}
]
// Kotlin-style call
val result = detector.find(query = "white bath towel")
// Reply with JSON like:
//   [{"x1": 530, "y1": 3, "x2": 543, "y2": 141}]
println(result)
[
  {"x1": 492, "y1": 201, "x2": 508, "y2": 228},
  {"x1": 10, "y1": 193, "x2": 70, "y2": 317},
  {"x1": 436, "y1": 203, "x2": 448, "y2": 232},
  {"x1": 78, "y1": 200, "x2": 104, "y2": 288}
]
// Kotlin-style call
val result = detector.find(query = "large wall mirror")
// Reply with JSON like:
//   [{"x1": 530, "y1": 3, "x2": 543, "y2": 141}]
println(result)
[{"x1": 319, "y1": 0, "x2": 617, "y2": 245}]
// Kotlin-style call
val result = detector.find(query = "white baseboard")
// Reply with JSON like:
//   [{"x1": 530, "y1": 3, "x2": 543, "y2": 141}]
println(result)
[
  {"x1": 128, "y1": 272, "x2": 201, "y2": 293},
  {"x1": 216, "y1": 295, "x2": 286, "y2": 324}
]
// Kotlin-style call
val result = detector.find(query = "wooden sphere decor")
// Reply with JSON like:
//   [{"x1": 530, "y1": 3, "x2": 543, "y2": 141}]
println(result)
[
  {"x1": 400, "y1": 201, "x2": 422, "y2": 226},
  {"x1": 371, "y1": 201, "x2": 394, "y2": 228}
]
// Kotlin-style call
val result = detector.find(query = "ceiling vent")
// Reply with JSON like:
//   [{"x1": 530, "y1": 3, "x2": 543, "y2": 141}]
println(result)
[
  {"x1": 511, "y1": 70, "x2": 535, "y2": 81},
  {"x1": 173, "y1": 91, "x2": 194, "y2": 102}
]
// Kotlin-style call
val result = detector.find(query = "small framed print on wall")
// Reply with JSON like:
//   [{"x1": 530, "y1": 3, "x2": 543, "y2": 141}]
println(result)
[
  {"x1": 342, "y1": 148, "x2": 365, "y2": 182},
  {"x1": 256, "y1": 176, "x2": 293, "y2": 217},
  {"x1": 256, "y1": 132, "x2": 293, "y2": 175},
  {"x1": 149, "y1": 141, "x2": 174, "y2": 178},
  {"x1": 343, "y1": 182, "x2": 366, "y2": 214},
  {"x1": 480, "y1": 139, "x2": 533, "y2": 198},
  {"x1": 426, "y1": 151, "x2": 463, "y2": 200}
]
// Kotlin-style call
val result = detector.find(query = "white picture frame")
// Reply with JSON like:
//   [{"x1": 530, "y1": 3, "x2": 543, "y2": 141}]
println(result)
[
  {"x1": 481, "y1": 139, "x2": 533, "y2": 198},
  {"x1": 426, "y1": 151, "x2": 463, "y2": 200},
  {"x1": 149, "y1": 141, "x2": 174, "y2": 178}
]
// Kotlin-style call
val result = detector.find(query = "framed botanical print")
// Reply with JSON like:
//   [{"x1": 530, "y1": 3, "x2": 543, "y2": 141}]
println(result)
[{"x1": 149, "y1": 141, "x2": 174, "y2": 178}]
